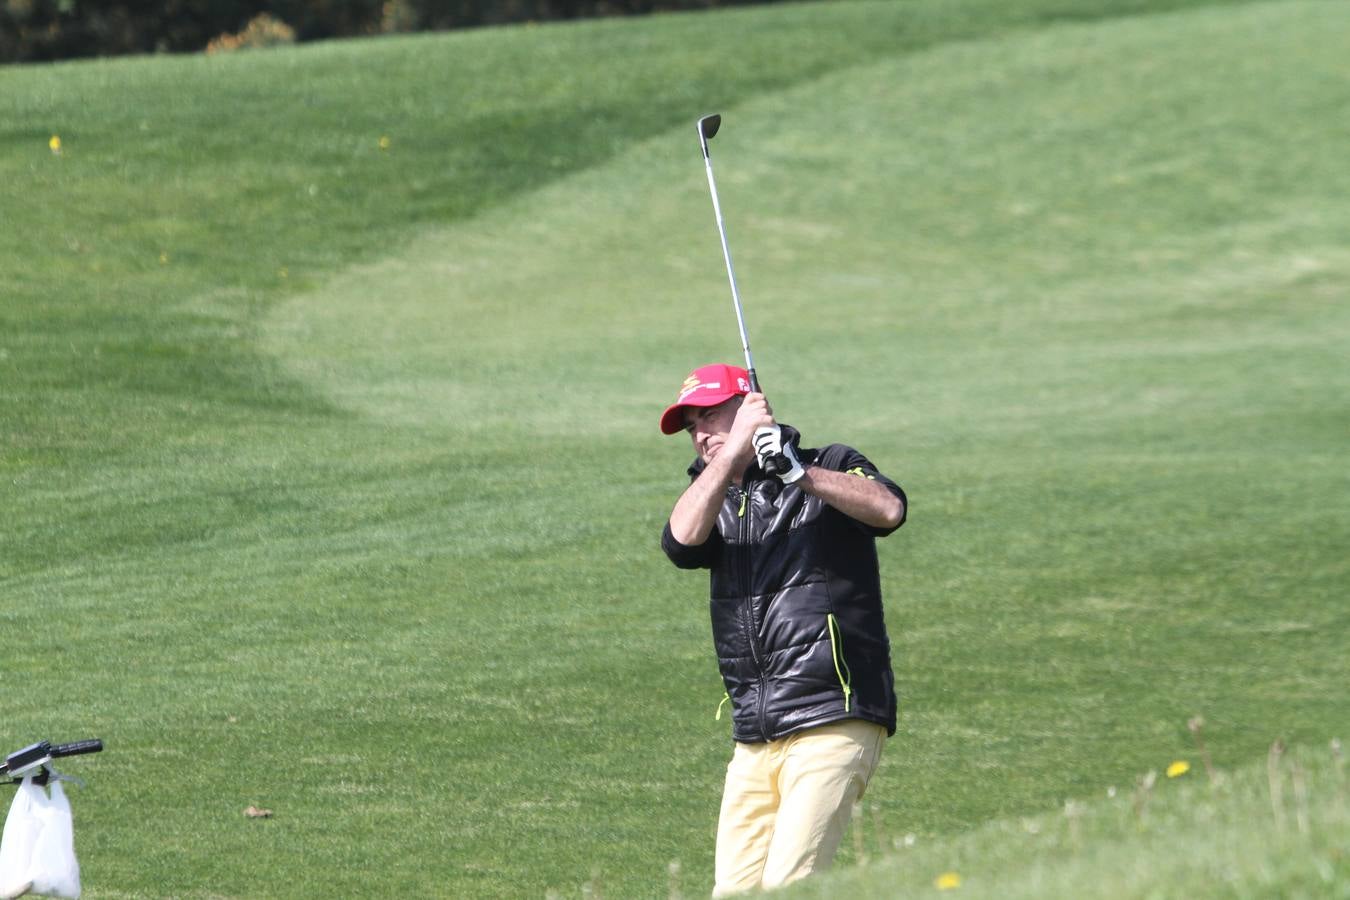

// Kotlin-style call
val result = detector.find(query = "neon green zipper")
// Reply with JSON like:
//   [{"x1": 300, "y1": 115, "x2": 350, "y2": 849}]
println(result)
[
  {"x1": 827, "y1": 614, "x2": 853, "y2": 713},
  {"x1": 716, "y1": 691, "x2": 731, "y2": 721}
]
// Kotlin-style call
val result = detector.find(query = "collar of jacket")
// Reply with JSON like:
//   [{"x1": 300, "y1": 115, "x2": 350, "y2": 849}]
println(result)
[{"x1": 686, "y1": 424, "x2": 803, "y2": 479}]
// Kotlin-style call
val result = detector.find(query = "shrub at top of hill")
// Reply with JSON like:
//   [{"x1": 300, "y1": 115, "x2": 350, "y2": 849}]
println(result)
[{"x1": 0, "y1": 0, "x2": 777, "y2": 63}]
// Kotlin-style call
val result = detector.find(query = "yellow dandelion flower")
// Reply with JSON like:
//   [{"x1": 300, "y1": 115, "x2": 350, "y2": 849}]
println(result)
[
  {"x1": 935, "y1": 872, "x2": 962, "y2": 890},
  {"x1": 278, "y1": 267, "x2": 289, "y2": 279},
  {"x1": 159, "y1": 252, "x2": 169, "y2": 265},
  {"x1": 49, "y1": 135, "x2": 62, "y2": 154},
  {"x1": 1166, "y1": 760, "x2": 1190, "y2": 778},
  {"x1": 378, "y1": 136, "x2": 391, "y2": 151}
]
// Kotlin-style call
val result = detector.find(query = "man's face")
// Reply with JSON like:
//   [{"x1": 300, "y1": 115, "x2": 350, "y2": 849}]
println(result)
[{"x1": 684, "y1": 396, "x2": 743, "y2": 465}]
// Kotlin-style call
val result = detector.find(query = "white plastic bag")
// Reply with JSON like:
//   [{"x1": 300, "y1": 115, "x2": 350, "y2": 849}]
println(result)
[
  {"x1": 27, "y1": 781, "x2": 79, "y2": 899},
  {"x1": 0, "y1": 777, "x2": 81, "y2": 899},
  {"x1": 0, "y1": 779, "x2": 38, "y2": 899}
]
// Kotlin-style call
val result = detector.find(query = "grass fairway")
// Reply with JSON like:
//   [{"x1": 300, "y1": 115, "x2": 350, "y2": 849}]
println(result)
[{"x1": 3, "y1": 0, "x2": 1348, "y2": 896}]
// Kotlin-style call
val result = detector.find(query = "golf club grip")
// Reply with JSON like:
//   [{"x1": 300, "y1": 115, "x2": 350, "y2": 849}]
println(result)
[
  {"x1": 745, "y1": 371, "x2": 790, "y2": 474},
  {"x1": 51, "y1": 739, "x2": 102, "y2": 758}
]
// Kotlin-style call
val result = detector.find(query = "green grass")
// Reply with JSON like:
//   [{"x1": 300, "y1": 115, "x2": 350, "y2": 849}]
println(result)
[
  {"x1": 2, "y1": 0, "x2": 1348, "y2": 896},
  {"x1": 785, "y1": 742, "x2": 1350, "y2": 899}
]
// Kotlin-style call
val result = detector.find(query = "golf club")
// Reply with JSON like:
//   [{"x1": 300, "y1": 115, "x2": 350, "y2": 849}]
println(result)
[{"x1": 697, "y1": 113, "x2": 790, "y2": 476}]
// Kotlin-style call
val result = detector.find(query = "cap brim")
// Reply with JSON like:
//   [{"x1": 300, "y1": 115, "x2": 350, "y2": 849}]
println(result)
[{"x1": 659, "y1": 391, "x2": 739, "y2": 435}]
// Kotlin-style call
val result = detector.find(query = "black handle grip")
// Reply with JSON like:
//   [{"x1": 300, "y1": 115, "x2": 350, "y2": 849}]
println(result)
[{"x1": 51, "y1": 739, "x2": 103, "y2": 758}]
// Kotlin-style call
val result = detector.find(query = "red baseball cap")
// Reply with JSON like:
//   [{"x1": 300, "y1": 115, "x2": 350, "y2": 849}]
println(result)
[{"x1": 659, "y1": 363, "x2": 752, "y2": 435}]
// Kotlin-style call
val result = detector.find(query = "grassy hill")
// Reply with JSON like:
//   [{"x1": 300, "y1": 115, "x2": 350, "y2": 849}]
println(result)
[
  {"x1": 2, "y1": 0, "x2": 1346, "y2": 896},
  {"x1": 785, "y1": 743, "x2": 1348, "y2": 898}
]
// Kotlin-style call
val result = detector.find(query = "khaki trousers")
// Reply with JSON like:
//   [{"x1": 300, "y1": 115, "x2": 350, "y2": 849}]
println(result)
[{"x1": 712, "y1": 719, "x2": 887, "y2": 897}]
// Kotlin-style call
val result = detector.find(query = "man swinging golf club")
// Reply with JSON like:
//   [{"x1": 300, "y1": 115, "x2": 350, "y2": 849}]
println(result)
[
  {"x1": 662, "y1": 114, "x2": 908, "y2": 894},
  {"x1": 659, "y1": 364, "x2": 906, "y2": 894}
]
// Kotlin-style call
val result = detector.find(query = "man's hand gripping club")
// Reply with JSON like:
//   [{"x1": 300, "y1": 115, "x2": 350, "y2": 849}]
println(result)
[
  {"x1": 753, "y1": 425, "x2": 804, "y2": 485},
  {"x1": 739, "y1": 395, "x2": 805, "y2": 485}
]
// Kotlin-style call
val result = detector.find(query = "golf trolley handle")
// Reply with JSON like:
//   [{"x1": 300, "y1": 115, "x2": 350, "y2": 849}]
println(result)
[
  {"x1": 51, "y1": 740, "x2": 103, "y2": 760},
  {"x1": 1, "y1": 739, "x2": 103, "y2": 779}
]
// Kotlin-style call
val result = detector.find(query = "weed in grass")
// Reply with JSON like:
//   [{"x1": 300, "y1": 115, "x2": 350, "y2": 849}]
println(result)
[
  {"x1": 1063, "y1": 799, "x2": 1085, "y2": 850},
  {"x1": 1133, "y1": 769, "x2": 1158, "y2": 826},
  {"x1": 666, "y1": 859, "x2": 683, "y2": 900},
  {"x1": 850, "y1": 802, "x2": 867, "y2": 867},
  {"x1": 1269, "y1": 738, "x2": 1287, "y2": 835},
  {"x1": 869, "y1": 802, "x2": 886, "y2": 862},
  {"x1": 1188, "y1": 715, "x2": 1218, "y2": 784},
  {"x1": 1334, "y1": 738, "x2": 1347, "y2": 819},
  {"x1": 1291, "y1": 759, "x2": 1312, "y2": 836}
]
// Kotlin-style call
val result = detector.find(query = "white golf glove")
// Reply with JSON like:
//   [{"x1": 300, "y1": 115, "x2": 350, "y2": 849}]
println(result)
[{"x1": 753, "y1": 426, "x2": 806, "y2": 485}]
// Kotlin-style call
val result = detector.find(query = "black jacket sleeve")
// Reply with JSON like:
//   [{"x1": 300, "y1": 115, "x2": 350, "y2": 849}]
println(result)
[
  {"x1": 661, "y1": 520, "x2": 723, "y2": 569},
  {"x1": 820, "y1": 444, "x2": 908, "y2": 537}
]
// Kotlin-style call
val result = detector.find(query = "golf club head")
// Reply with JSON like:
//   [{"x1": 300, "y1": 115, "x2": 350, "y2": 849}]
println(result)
[{"x1": 698, "y1": 114, "x2": 722, "y2": 141}]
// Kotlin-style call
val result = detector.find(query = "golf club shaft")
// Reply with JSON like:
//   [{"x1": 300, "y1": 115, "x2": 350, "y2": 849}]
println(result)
[
  {"x1": 698, "y1": 114, "x2": 789, "y2": 477},
  {"x1": 700, "y1": 130, "x2": 760, "y2": 392}
]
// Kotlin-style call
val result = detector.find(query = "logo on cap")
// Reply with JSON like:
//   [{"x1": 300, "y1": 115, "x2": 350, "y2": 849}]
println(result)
[{"x1": 677, "y1": 372, "x2": 727, "y2": 403}]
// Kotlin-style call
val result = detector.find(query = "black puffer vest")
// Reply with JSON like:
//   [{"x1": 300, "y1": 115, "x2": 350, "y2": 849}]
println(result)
[{"x1": 662, "y1": 427, "x2": 905, "y2": 744}]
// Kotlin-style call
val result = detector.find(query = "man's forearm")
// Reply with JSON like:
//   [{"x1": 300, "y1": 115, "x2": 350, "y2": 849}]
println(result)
[
  {"x1": 798, "y1": 466, "x2": 905, "y2": 530},
  {"x1": 669, "y1": 459, "x2": 738, "y2": 545}
]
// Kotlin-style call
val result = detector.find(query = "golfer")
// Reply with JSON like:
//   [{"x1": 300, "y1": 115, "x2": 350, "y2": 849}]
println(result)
[{"x1": 659, "y1": 363, "x2": 907, "y2": 895}]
